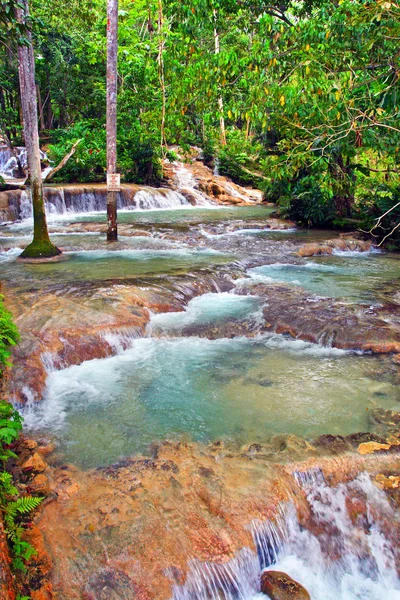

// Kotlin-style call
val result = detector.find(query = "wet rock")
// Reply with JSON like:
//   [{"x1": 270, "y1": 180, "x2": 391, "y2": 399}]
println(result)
[
  {"x1": 30, "y1": 580, "x2": 54, "y2": 600},
  {"x1": 357, "y1": 441, "x2": 391, "y2": 455},
  {"x1": 375, "y1": 473, "x2": 400, "y2": 490},
  {"x1": 37, "y1": 443, "x2": 55, "y2": 457},
  {"x1": 30, "y1": 474, "x2": 51, "y2": 496},
  {"x1": 314, "y1": 434, "x2": 349, "y2": 454},
  {"x1": 345, "y1": 432, "x2": 387, "y2": 447},
  {"x1": 21, "y1": 452, "x2": 47, "y2": 474},
  {"x1": 23, "y1": 439, "x2": 39, "y2": 451},
  {"x1": 297, "y1": 238, "x2": 371, "y2": 257},
  {"x1": 297, "y1": 243, "x2": 333, "y2": 257},
  {"x1": 85, "y1": 568, "x2": 139, "y2": 600},
  {"x1": 260, "y1": 570, "x2": 311, "y2": 599},
  {"x1": 23, "y1": 525, "x2": 53, "y2": 578},
  {"x1": 0, "y1": 519, "x2": 15, "y2": 600}
]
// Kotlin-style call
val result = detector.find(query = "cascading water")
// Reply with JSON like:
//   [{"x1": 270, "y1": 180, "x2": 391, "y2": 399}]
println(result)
[
  {"x1": 0, "y1": 145, "x2": 47, "y2": 179},
  {"x1": 173, "y1": 162, "x2": 216, "y2": 206},
  {"x1": 171, "y1": 471, "x2": 400, "y2": 600}
]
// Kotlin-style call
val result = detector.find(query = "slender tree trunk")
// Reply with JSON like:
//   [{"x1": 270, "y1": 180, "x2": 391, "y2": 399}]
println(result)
[
  {"x1": 158, "y1": 0, "x2": 167, "y2": 158},
  {"x1": 106, "y1": 0, "x2": 118, "y2": 242},
  {"x1": 37, "y1": 84, "x2": 45, "y2": 132},
  {"x1": 16, "y1": 0, "x2": 60, "y2": 259},
  {"x1": 213, "y1": 8, "x2": 226, "y2": 146}
]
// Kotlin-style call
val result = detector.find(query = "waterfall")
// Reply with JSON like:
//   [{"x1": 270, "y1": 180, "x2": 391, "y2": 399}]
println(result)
[
  {"x1": 172, "y1": 162, "x2": 215, "y2": 206},
  {"x1": 9, "y1": 183, "x2": 204, "y2": 221},
  {"x1": 170, "y1": 472, "x2": 400, "y2": 600},
  {"x1": 134, "y1": 188, "x2": 189, "y2": 210},
  {"x1": 0, "y1": 145, "x2": 47, "y2": 179}
]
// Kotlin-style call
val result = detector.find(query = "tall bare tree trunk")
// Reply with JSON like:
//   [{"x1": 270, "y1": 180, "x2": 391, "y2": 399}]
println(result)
[
  {"x1": 158, "y1": 0, "x2": 167, "y2": 159},
  {"x1": 213, "y1": 8, "x2": 226, "y2": 147},
  {"x1": 16, "y1": 0, "x2": 60, "y2": 259},
  {"x1": 106, "y1": 0, "x2": 118, "y2": 242},
  {"x1": 37, "y1": 84, "x2": 45, "y2": 132}
]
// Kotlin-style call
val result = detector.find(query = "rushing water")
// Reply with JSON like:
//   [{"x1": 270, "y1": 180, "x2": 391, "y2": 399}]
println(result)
[
  {"x1": 240, "y1": 252, "x2": 400, "y2": 304},
  {"x1": 21, "y1": 328, "x2": 398, "y2": 468},
  {"x1": 172, "y1": 471, "x2": 400, "y2": 600},
  {"x1": 1, "y1": 197, "x2": 400, "y2": 599}
]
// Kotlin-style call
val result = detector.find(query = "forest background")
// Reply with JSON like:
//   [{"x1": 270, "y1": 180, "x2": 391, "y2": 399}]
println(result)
[{"x1": 1, "y1": 0, "x2": 399, "y2": 247}]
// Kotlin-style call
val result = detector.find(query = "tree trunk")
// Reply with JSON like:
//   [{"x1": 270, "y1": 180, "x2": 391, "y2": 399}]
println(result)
[
  {"x1": 158, "y1": 0, "x2": 167, "y2": 158},
  {"x1": 37, "y1": 84, "x2": 45, "y2": 132},
  {"x1": 16, "y1": 0, "x2": 60, "y2": 259},
  {"x1": 329, "y1": 153, "x2": 355, "y2": 218},
  {"x1": 213, "y1": 9, "x2": 226, "y2": 146},
  {"x1": 106, "y1": 0, "x2": 118, "y2": 242}
]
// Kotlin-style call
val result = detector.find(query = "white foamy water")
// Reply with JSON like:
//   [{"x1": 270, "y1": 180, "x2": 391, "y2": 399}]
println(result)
[
  {"x1": 149, "y1": 292, "x2": 264, "y2": 332},
  {"x1": 172, "y1": 162, "x2": 215, "y2": 206},
  {"x1": 172, "y1": 473, "x2": 400, "y2": 600},
  {"x1": 201, "y1": 228, "x2": 298, "y2": 239}
]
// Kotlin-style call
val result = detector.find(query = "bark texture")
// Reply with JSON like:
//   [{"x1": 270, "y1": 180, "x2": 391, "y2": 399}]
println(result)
[
  {"x1": 16, "y1": 0, "x2": 60, "y2": 259},
  {"x1": 107, "y1": 0, "x2": 118, "y2": 241},
  {"x1": 213, "y1": 9, "x2": 226, "y2": 146}
]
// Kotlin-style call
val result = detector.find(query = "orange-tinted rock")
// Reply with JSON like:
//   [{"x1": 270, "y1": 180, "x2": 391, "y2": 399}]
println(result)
[
  {"x1": 260, "y1": 570, "x2": 311, "y2": 599},
  {"x1": 21, "y1": 452, "x2": 47, "y2": 473},
  {"x1": 31, "y1": 580, "x2": 54, "y2": 600},
  {"x1": 345, "y1": 496, "x2": 368, "y2": 526},
  {"x1": 23, "y1": 439, "x2": 39, "y2": 451},
  {"x1": 37, "y1": 443, "x2": 55, "y2": 457},
  {"x1": 357, "y1": 442, "x2": 391, "y2": 455},
  {"x1": 0, "y1": 519, "x2": 16, "y2": 600},
  {"x1": 30, "y1": 474, "x2": 51, "y2": 496},
  {"x1": 298, "y1": 243, "x2": 333, "y2": 257},
  {"x1": 23, "y1": 525, "x2": 53, "y2": 578},
  {"x1": 297, "y1": 238, "x2": 371, "y2": 257},
  {"x1": 375, "y1": 473, "x2": 400, "y2": 490}
]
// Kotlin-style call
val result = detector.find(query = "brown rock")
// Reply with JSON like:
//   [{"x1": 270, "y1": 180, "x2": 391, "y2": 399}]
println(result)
[
  {"x1": 260, "y1": 570, "x2": 310, "y2": 599},
  {"x1": 357, "y1": 442, "x2": 391, "y2": 455},
  {"x1": 30, "y1": 474, "x2": 51, "y2": 496},
  {"x1": 21, "y1": 452, "x2": 47, "y2": 473},
  {"x1": 23, "y1": 525, "x2": 53, "y2": 578},
  {"x1": 297, "y1": 243, "x2": 333, "y2": 257},
  {"x1": 31, "y1": 580, "x2": 54, "y2": 600},
  {"x1": 0, "y1": 519, "x2": 15, "y2": 600},
  {"x1": 37, "y1": 443, "x2": 55, "y2": 457},
  {"x1": 375, "y1": 473, "x2": 400, "y2": 490},
  {"x1": 23, "y1": 439, "x2": 38, "y2": 451}
]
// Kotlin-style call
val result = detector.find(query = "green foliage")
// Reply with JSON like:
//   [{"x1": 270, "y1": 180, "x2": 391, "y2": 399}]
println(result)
[
  {"x1": 0, "y1": 307, "x2": 42, "y2": 575},
  {"x1": 218, "y1": 130, "x2": 265, "y2": 187},
  {"x1": 358, "y1": 182, "x2": 400, "y2": 249},
  {"x1": 47, "y1": 119, "x2": 162, "y2": 184},
  {"x1": 0, "y1": 296, "x2": 19, "y2": 374},
  {"x1": 0, "y1": 400, "x2": 43, "y2": 572}
]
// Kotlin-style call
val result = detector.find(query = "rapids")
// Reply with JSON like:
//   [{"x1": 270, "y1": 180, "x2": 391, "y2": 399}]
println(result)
[{"x1": 0, "y1": 176, "x2": 399, "y2": 599}]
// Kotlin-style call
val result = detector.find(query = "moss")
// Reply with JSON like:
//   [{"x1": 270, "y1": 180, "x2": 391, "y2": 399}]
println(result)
[{"x1": 19, "y1": 240, "x2": 62, "y2": 260}]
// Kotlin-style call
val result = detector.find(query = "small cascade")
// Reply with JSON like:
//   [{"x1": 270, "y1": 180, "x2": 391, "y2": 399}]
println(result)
[
  {"x1": 0, "y1": 145, "x2": 47, "y2": 179},
  {"x1": 173, "y1": 162, "x2": 216, "y2": 206},
  {"x1": 134, "y1": 188, "x2": 189, "y2": 210},
  {"x1": 7, "y1": 183, "x2": 196, "y2": 221},
  {"x1": 171, "y1": 472, "x2": 400, "y2": 600}
]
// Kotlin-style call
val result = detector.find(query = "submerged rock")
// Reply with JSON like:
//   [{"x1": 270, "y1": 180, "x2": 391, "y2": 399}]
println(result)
[
  {"x1": 260, "y1": 570, "x2": 311, "y2": 600},
  {"x1": 85, "y1": 569, "x2": 140, "y2": 600}
]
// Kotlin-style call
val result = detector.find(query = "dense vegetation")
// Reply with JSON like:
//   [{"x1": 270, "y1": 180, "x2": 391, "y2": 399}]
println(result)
[
  {"x1": 0, "y1": 299, "x2": 42, "y2": 586},
  {"x1": 0, "y1": 0, "x2": 399, "y2": 245}
]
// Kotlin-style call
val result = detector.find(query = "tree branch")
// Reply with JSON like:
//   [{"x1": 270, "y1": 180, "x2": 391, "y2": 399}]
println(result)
[{"x1": 43, "y1": 139, "x2": 82, "y2": 182}]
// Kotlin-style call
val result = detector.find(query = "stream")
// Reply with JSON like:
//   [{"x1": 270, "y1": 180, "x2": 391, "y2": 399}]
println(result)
[{"x1": 0, "y1": 173, "x2": 399, "y2": 599}]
